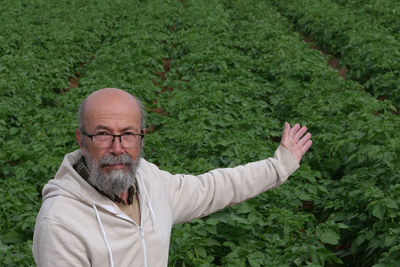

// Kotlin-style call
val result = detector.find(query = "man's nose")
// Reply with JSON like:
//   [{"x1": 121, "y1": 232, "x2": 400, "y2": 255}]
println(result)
[{"x1": 110, "y1": 136, "x2": 124, "y2": 155}]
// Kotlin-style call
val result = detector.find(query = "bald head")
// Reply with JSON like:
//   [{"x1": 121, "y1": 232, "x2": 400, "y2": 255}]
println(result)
[{"x1": 78, "y1": 88, "x2": 145, "y2": 132}]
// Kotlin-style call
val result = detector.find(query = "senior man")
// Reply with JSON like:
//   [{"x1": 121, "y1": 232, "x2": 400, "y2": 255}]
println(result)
[{"x1": 33, "y1": 88, "x2": 312, "y2": 267}]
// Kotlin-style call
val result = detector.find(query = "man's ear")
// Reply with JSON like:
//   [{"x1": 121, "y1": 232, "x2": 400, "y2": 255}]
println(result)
[{"x1": 75, "y1": 129, "x2": 84, "y2": 149}]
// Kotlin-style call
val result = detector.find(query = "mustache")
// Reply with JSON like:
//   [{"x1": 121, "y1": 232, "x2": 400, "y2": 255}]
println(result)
[{"x1": 98, "y1": 154, "x2": 132, "y2": 167}]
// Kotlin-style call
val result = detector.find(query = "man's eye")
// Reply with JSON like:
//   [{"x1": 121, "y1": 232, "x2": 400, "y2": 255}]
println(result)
[
  {"x1": 124, "y1": 132, "x2": 135, "y2": 136},
  {"x1": 97, "y1": 132, "x2": 108, "y2": 135}
]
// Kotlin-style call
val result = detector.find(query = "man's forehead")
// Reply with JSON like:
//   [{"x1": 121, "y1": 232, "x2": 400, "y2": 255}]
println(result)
[
  {"x1": 86, "y1": 88, "x2": 136, "y2": 106},
  {"x1": 85, "y1": 89, "x2": 137, "y2": 112},
  {"x1": 83, "y1": 89, "x2": 141, "y2": 128}
]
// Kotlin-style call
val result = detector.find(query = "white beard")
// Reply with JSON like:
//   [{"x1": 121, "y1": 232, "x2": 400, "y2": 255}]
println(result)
[{"x1": 83, "y1": 147, "x2": 140, "y2": 196}]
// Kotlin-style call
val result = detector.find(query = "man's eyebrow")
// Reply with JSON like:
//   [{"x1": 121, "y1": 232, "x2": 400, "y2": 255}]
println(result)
[
  {"x1": 95, "y1": 125, "x2": 113, "y2": 132},
  {"x1": 120, "y1": 127, "x2": 136, "y2": 132},
  {"x1": 95, "y1": 125, "x2": 136, "y2": 132}
]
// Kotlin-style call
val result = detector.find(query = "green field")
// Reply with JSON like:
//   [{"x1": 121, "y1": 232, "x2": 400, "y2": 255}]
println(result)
[{"x1": 1, "y1": 0, "x2": 399, "y2": 266}]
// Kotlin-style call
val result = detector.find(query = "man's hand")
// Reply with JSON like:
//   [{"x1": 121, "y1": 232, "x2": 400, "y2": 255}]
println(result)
[{"x1": 280, "y1": 122, "x2": 312, "y2": 163}]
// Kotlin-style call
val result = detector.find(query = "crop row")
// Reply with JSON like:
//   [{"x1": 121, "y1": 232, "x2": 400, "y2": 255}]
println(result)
[
  {"x1": 159, "y1": 1, "x2": 331, "y2": 265},
  {"x1": 333, "y1": 0, "x2": 400, "y2": 34},
  {"x1": 269, "y1": 0, "x2": 400, "y2": 112}
]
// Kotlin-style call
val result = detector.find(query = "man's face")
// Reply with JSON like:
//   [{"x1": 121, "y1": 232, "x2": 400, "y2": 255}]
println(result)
[{"x1": 76, "y1": 90, "x2": 143, "y2": 195}]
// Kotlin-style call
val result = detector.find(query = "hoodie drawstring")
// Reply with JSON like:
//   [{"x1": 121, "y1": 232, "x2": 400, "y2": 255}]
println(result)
[
  {"x1": 138, "y1": 173, "x2": 156, "y2": 231},
  {"x1": 93, "y1": 204, "x2": 114, "y2": 267},
  {"x1": 90, "y1": 171, "x2": 155, "y2": 267}
]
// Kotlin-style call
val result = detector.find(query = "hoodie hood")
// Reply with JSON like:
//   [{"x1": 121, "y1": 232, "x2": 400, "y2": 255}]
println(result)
[
  {"x1": 42, "y1": 150, "x2": 112, "y2": 207},
  {"x1": 43, "y1": 149, "x2": 156, "y2": 227}
]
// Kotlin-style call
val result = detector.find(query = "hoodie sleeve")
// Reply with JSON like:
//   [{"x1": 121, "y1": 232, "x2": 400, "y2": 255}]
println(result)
[
  {"x1": 166, "y1": 145, "x2": 299, "y2": 224},
  {"x1": 33, "y1": 217, "x2": 90, "y2": 267}
]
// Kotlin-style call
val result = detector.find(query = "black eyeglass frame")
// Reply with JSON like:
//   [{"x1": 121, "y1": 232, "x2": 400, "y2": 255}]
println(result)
[{"x1": 80, "y1": 129, "x2": 144, "y2": 148}]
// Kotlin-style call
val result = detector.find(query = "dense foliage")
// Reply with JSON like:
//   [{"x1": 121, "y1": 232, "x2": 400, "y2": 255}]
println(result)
[
  {"x1": 270, "y1": 0, "x2": 400, "y2": 111},
  {"x1": 1, "y1": 0, "x2": 399, "y2": 266}
]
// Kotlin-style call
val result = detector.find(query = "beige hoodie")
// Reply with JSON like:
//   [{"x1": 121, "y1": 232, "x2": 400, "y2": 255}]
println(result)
[{"x1": 32, "y1": 146, "x2": 299, "y2": 267}]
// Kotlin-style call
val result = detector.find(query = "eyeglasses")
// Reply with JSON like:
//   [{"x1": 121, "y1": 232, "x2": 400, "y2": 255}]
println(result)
[{"x1": 81, "y1": 129, "x2": 144, "y2": 148}]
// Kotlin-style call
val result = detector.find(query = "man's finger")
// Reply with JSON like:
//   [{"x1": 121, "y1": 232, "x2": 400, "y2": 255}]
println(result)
[
  {"x1": 301, "y1": 140, "x2": 313, "y2": 155},
  {"x1": 297, "y1": 132, "x2": 312, "y2": 147},
  {"x1": 281, "y1": 122, "x2": 290, "y2": 142},
  {"x1": 283, "y1": 122, "x2": 290, "y2": 136},
  {"x1": 290, "y1": 124, "x2": 300, "y2": 136},
  {"x1": 294, "y1": 126, "x2": 308, "y2": 141}
]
